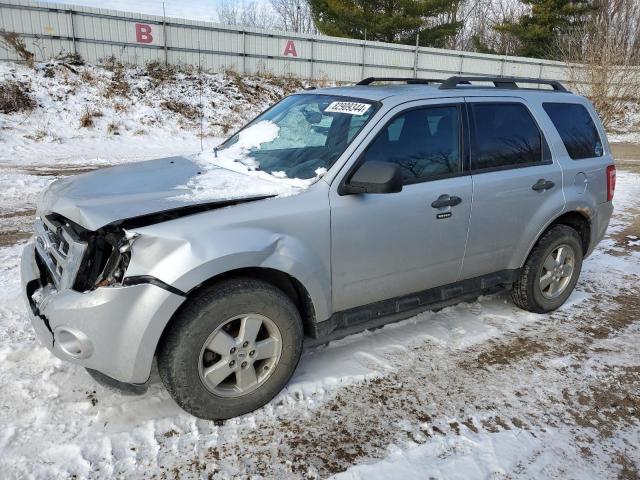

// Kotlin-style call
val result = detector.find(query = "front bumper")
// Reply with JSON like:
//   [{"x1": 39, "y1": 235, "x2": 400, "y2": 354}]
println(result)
[{"x1": 21, "y1": 242, "x2": 186, "y2": 384}]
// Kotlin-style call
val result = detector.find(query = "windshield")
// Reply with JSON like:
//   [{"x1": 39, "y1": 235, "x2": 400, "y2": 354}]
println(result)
[{"x1": 217, "y1": 94, "x2": 379, "y2": 179}]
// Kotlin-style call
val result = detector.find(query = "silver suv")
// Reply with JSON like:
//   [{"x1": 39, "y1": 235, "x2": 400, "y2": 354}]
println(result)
[{"x1": 21, "y1": 76, "x2": 616, "y2": 420}]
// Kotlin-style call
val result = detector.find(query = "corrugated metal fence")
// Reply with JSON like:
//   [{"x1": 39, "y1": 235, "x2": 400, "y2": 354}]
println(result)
[{"x1": 0, "y1": 0, "x2": 573, "y2": 83}]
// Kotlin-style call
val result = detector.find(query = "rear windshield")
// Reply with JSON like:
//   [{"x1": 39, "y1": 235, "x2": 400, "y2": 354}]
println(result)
[{"x1": 543, "y1": 103, "x2": 604, "y2": 160}]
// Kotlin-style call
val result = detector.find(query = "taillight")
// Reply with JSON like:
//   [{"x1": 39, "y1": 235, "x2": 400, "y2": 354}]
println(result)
[{"x1": 606, "y1": 164, "x2": 616, "y2": 201}]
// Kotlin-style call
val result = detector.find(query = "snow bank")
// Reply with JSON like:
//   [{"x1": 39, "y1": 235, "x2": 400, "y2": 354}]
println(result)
[{"x1": 0, "y1": 60, "x2": 311, "y2": 167}]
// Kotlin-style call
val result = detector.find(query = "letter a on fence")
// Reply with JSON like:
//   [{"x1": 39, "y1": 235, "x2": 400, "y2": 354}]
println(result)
[
  {"x1": 135, "y1": 23, "x2": 153, "y2": 44},
  {"x1": 283, "y1": 40, "x2": 298, "y2": 57}
]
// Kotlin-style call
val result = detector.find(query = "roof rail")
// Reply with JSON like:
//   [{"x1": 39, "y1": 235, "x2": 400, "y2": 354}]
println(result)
[
  {"x1": 439, "y1": 76, "x2": 567, "y2": 92},
  {"x1": 357, "y1": 77, "x2": 444, "y2": 86}
]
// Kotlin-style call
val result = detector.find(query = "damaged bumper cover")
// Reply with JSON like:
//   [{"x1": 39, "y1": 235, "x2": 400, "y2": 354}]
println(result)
[{"x1": 21, "y1": 242, "x2": 186, "y2": 384}]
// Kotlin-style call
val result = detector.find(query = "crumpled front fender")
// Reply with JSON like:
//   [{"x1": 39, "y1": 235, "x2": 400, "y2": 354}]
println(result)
[{"x1": 123, "y1": 189, "x2": 332, "y2": 321}]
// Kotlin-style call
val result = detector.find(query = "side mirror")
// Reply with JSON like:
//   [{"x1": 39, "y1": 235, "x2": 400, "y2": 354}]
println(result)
[{"x1": 339, "y1": 161, "x2": 403, "y2": 195}]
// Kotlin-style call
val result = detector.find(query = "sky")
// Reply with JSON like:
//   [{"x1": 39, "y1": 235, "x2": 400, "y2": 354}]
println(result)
[{"x1": 40, "y1": 0, "x2": 272, "y2": 22}]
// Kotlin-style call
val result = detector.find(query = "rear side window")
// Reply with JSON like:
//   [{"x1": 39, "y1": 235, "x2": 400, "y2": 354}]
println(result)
[
  {"x1": 543, "y1": 103, "x2": 603, "y2": 160},
  {"x1": 470, "y1": 103, "x2": 544, "y2": 171},
  {"x1": 361, "y1": 105, "x2": 461, "y2": 183}
]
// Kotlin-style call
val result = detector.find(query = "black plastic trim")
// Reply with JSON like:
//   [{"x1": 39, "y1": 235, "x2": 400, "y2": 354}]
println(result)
[
  {"x1": 309, "y1": 269, "x2": 521, "y2": 340},
  {"x1": 440, "y1": 76, "x2": 567, "y2": 92},
  {"x1": 357, "y1": 77, "x2": 445, "y2": 85},
  {"x1": 122, "y1": 276, "x2": 186, "y2": 297},
  {"x1": 114, "y1": 195, "x2": 273, "y2": 229}
]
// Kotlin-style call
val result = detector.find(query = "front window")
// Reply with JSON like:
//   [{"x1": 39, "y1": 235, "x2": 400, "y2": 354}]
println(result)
[
  {"x1": 217, "y1": 94, "x2": 378, "y2": 180},
  {"x1": 361, "y1": 105, "x2": 461, "y2": 183}
]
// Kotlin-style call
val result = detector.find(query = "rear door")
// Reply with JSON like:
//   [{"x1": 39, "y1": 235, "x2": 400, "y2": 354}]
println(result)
[
  {"x1": 330, "y1": 99, "x2": 472, "y2": 312},
  {"x1": 461, "y1": 98, "x2": 565, "y2": 279}
]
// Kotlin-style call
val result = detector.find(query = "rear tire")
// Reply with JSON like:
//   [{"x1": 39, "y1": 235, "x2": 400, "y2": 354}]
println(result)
[
  {"x1": 512, "y1": 225, "x2": 583, "y2": 313},
  {"x1": 157, "y1": 277, "x2": 303, "y2": 420}
]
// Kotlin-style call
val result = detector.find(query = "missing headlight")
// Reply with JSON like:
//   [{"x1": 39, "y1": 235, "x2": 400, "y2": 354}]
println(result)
[{"x1": 73, "y1": 227, "x2": 139, "y2": 291}]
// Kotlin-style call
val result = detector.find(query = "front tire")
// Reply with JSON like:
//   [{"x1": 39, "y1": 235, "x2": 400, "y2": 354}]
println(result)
[
  {"x1": 512, "y1": 225, "x2": 583, "y2": 313},
  {"x1": 157, "y1": 278, "x2": 303, "y2": 420}
]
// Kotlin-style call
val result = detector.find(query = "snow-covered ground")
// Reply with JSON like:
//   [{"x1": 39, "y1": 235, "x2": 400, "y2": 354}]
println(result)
[
  {"x1": 1, "y1": 60, "x2": 640, "y2": 479},
  {"x1": 607, "y1": 102, "x2": 640, "y2": 144},
  {"x1": 0, "y1": 168, "x2": 639, "y2": 479}
]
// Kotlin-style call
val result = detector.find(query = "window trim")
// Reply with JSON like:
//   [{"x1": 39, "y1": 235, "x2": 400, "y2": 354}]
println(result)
[
  {"x1": 339, "y1": 102, "x2": 466, "y2": 190},
  {"x1": 467, "y1": 101, "x2": 553, "y2": 174},
  {"x1": 542, "y1": 101, "x2": 604, "y2": 161}
]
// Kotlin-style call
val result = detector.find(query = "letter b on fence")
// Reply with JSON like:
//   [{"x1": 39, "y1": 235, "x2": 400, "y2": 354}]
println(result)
[{"x1": 135, "y1": 23, "x2": 153, "y2": 44}]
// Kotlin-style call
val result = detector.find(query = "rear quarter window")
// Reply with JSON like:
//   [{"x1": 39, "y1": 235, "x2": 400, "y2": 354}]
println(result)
[{"x1": 543, "y1": 103, "x2": 604, "y2": 160}]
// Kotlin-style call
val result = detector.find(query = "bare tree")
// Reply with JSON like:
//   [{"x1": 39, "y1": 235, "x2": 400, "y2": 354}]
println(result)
[
  {"x1": 453, "y1": 0, "x2": 525, "y2": 54},
  {"x1": 558, "y1": 0, "x2": 640, "y2": 128},
  {"x1": 270, "y1": 0, "x2": 316, "y2": 34},
  {"x1": 216, "y1": 0, "x2": 277, "y2": 29}
]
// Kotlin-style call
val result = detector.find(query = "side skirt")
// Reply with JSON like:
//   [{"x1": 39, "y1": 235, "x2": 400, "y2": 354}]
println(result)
[{"x1": 306, "y1": 269, "x2": 520, "y2": 346}]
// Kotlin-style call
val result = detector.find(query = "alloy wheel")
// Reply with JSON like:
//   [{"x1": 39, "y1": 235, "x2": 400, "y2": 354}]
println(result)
[{"x1": 198, "y1": 313, "x2": 282, "y2": 397}]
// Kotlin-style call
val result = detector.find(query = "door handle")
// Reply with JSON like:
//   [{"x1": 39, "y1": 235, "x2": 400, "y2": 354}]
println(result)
[
  {"x1": 431, "y1": 194, "x2": 462, "y2": 209},
  {"x1": 532, "y1": 179, "x2": 555, "y2": 191}
]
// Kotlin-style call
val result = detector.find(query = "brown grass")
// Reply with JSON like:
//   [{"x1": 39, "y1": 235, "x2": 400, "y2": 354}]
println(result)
[
  {"x1": 79, "y1": 107, "x2": 103, "y2": 128},
  {"x1": 0, "y1": 32, "x2": 35, "y2": 68},
  {"x1": 101, "y1": 56, "x2": 130, "y2": 98},
  {"x1": 145, "y1": 60, "x2": 176, "y2": 83},
  {"x1": 161, "y1": 100, "x2": 200, "y2": 120},
  {"x1": 106, "y1": 121, "x2": 120, "y2": 135},
  {"x1": 0, "y1": 80, "x2": 36, "y2": 114}
]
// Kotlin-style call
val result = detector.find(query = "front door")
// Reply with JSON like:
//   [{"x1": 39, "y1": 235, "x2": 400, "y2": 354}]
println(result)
[{"x1": 330, "y1": 100, "x2": 473, "y2": 312}]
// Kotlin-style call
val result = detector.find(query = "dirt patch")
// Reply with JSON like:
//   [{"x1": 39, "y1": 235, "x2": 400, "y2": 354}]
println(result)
[
  {"x1": 579, "y1": 288, "x2": 640, "y2": 339},
  {"x1": 19, "y1": 166, "x2": 102, "y2": 176},
  {"x1": 611, "y1": 143, "x2": 640, "y2": 162},
  {"x1": 608, "y1": 208, "x2": 640, "y2": 256},
  {"x1": 618, "y1": 162, "x2": 640, "y2": 175},
  {"x1": 565, "y1": 366, "x2": 640, "y2": 438},
  {"x1": 463, "y1": 336, "x2": 549, "y2": 369},
  {"x1": 0, "y1": 230, "x2": 31, "y2": 247}
]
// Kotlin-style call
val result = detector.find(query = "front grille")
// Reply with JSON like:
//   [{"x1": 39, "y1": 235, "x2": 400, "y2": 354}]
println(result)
[{"x1": 34, "y1": 216, "x2": 87, "y2": 291}]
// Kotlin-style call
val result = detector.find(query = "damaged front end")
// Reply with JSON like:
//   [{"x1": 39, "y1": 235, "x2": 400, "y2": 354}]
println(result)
[
  {"x1": 37, "y1": 195, "x2": 273, "y2": 293},
  {"x1": 76, "y1": 225, "x2": 138, "y2": 290},
  {"x1": 35, "y1": 213, "x2": 137, "y2": 292}
]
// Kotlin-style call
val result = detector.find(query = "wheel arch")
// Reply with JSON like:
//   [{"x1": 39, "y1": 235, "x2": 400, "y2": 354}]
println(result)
[
  {"x1": 155, "y1": 267, "x2": 318, "y2": 359},
  {"x1": 523, "y1": 209, "x2": 592, "y2": 267}
]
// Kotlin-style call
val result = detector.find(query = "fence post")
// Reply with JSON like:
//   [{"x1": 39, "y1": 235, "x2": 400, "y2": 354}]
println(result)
[
  {"x1": 68, "y1": 9, "x2": 76, "y2": 55},
  {"x1": 162, "y1": 2, "x2": 168, "y2": 65},
  {"x1": 361, "y1": 29, "x2": 367, "y2": 80},
  {"x1": 310, "y1": 39, "x2": 314, "y2": 80},
  {"x1": 242, "y1": 31, "x2": 246, "y2": 74},
  {"x1": 538, "y1": 62, "x2": 544, "y2": 79},
  {"x1": 500, "y1": 58, "x2": 505, "y2": 76},
  {"x1": 413, "y1": 33, "x2": 419, "y2": 79},
  {"x1": 458, "y1": 54, "x2": 464, "y2": 74}
]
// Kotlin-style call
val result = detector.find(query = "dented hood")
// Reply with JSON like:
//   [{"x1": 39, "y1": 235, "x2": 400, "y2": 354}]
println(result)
[{"x1": 37, "y1": 156, "x2": 276, "y2": 231}]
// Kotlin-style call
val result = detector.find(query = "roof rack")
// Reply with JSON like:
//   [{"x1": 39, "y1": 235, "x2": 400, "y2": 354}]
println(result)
[
  {"x1": 439, "y1": 76, "x2": 567, "y2": 92},
  {"x1": 357, "y1": 77, "x2": 444, "y2": 86}
]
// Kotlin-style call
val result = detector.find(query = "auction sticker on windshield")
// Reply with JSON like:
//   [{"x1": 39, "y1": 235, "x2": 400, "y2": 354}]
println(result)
[{"x1": 324, "y1": 101, "x2": 371, "y2": 116}]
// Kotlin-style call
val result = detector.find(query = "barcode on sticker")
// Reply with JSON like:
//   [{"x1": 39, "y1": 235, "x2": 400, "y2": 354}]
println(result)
[{"x1": 324, "y1": 101, "x2": 371, "y2": 116}]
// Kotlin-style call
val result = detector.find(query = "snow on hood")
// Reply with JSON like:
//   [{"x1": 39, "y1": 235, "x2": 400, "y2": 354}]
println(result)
[
  {"x1": 36, "y1": 121, "x2": 326, "y2": 231},
  {"x1": 178, "y1": 120, "x2": 326, "y2": 202}
]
